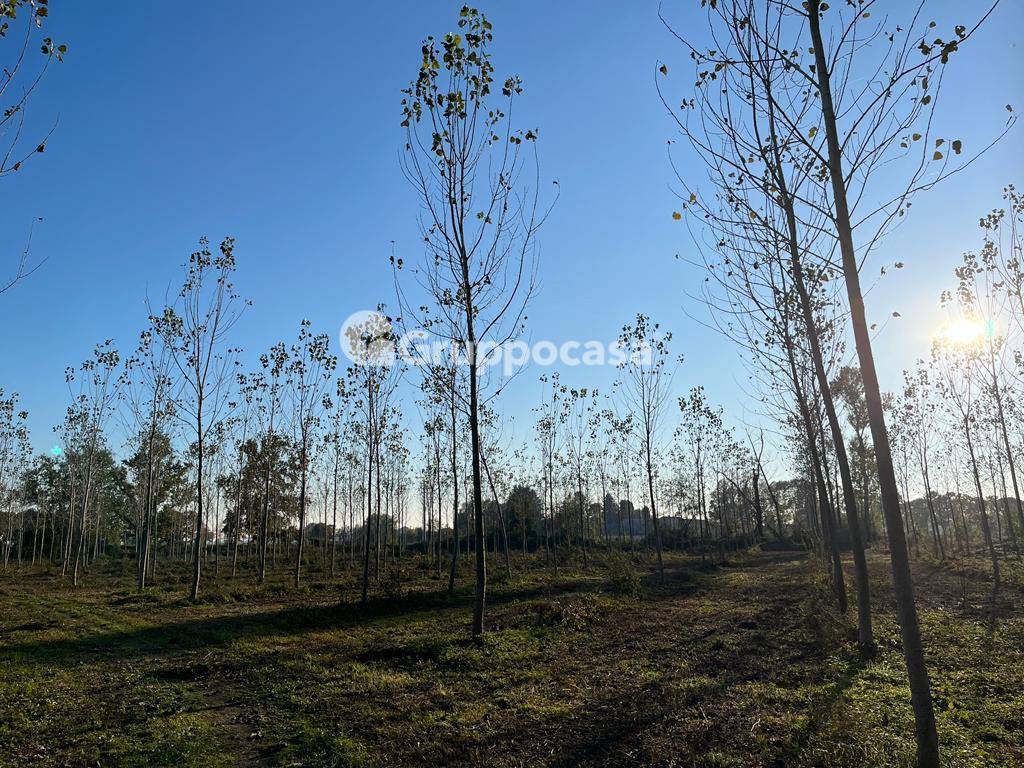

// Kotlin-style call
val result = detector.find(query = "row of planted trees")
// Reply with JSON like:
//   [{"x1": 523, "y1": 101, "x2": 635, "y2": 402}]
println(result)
[
  {"x1": 1, "y1": 5, "x2": 1019, "y2": 765},
  {"x1": 892, "y1": 189, "x2": 1024, "y2": 578},
  {"x1": 0, "y1": 236, "x2": 437, "y2": 604},
  {"x1": 0, "y1": 268, "x2": 830, "y2": 605},
  {"x1": 658, "y1": 0, "x2": 1017, "y2": 765},
  {"x1": 0, "y1": 314, "x2": 751, "y2": 590},
  {"x1": 4, "y1": 262, "x2": 1019, "y2": 592}
]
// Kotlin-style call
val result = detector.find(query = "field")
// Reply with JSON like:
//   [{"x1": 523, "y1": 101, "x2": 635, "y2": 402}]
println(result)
[{"x1": 1, "y1": 551, "x2": 1021, "y2": 768}]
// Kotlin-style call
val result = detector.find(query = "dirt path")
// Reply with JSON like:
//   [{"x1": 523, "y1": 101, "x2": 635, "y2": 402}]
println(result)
[{"x1": 199, "y1": 685, "x2": 262, "y2": 767}]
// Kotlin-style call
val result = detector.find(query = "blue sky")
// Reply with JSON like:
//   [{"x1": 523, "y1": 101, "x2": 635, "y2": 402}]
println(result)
[{"x1": 1, "y1": 1, "x2": 1021, "y2": 457}]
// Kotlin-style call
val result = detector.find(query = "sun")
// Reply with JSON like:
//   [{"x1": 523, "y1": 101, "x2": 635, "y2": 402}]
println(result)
[{"x1": 934, "y1": 316, "x2": 988, "y2": 347}]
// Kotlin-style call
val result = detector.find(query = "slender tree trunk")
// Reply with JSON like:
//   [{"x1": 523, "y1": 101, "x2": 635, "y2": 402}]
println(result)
[
  {"x1": 577, "y1": 466, "x2": 587, "y2": 566},
  {"x1": 73, "y1": 447, "x2": 98, "y2": 586},
  {"x1": 259, "y1": 414, "x2": 276, "y2": 584},
  {"x1": 989, "y1": 354, "x2": 1024, "y2": 543},
  {"x1": 953, "y1": 474, "x2": 972, "y2": 556},
  {"x1": 294, "y1": 440, "x2": 307, "y2": 588},
  {"x1": 138, "y1": 423, "x2": 157, "y2": 589},
  {"x1": 189, "y1": 398, "x2": 204, "y2": 601},
  {"x1": 331, "y1": 449, "x2": 339, "y2": 579},
  {"x1": 807, "y1": 5, "x2": 937, "y2": 762},
  {"x1": 785, "y1": 200, "x2": 872, "y2": 653},
  {"x1": 994, "y1": 450, "x2": 1019, "y2": 554},
  {"x1": 361, "y1": 387, "x2": 374, "y2": 604},
  {"x1": 922, "y1": 464, "x2": 945, "y2": 561},
  {"x1": 447, "y1": 382, "x2": 460, "y2": 594},
  {"x1": 435, "y1": 447, "x2": 443, "y2": 578},
  {"x1": 784, "y1": 330, "x2": 845, "y2": 609},
  {"x1": 964, "y1": 421, "x2": 1000, "y2": 592},
  {"x1": 463, "y1": 316, "x2": 487, "y2": 636},
  {"x1": 816, "y1": 429, "x2": 848, "y2": 614},
  {"x1": 231, "y1": 432, "x2": 246, "y2": 579},
  {"x1": 482, "y1": 449, "x2": 512, "y2": 581},
  {"x1": 644, "y1": 431, "x2": 665, "y2": 581}
]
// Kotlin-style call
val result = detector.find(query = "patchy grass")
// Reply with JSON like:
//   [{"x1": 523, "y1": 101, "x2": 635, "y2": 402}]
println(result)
[{"x1": 0, "y1": 550, "x2": 1021, "y2": 767}]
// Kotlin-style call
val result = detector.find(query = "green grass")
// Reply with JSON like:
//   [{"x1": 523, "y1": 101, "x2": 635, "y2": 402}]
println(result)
[{"x1": 0, "y1": 550, "x2": 1021, "y2": 767}]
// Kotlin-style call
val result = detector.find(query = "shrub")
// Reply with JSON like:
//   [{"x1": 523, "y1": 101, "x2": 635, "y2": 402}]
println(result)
[
  {"x1": 605, "y1": 551, "x2": 642, "y2": 599},
  {"x1": 381, "y1": 568, "x2": 403, "y2": 598}
]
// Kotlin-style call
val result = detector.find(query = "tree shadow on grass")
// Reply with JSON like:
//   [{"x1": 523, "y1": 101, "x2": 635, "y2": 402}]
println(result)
[
  {"x1": 466, "y1": 588, "x2": 837, "y2": 767},
  {"x1": 2, "y1": 552, "x2": 804, "y2": 673},
  {"x1": 0, "y1": 576, "x2": 615, "y2": 665},
  {"x1": 424, "y1": 555, "x2": 820, "y2": 767},
  {"x1": 765, "y1": 655, "x2": 868, "y2": 768}
]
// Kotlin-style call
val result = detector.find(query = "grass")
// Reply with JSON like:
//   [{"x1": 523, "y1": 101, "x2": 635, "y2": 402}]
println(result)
[{"x1": 0, "y1": 549, "x2": 1021, "y2": 767}]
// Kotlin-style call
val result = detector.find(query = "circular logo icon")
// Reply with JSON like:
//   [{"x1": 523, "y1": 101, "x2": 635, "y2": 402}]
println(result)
[{"x1": 339, "y1": 310, "x2": 395, "y2": 366}]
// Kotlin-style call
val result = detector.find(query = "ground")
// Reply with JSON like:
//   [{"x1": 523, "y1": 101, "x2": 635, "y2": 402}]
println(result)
[{"x1": 0, "y1": 549, "x2": 1021, "y2": 767}]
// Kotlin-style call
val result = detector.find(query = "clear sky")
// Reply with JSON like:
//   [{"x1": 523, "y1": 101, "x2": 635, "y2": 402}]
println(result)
[{"x1": 1, "y1": 1, "x2": 1022, "y2": 458}]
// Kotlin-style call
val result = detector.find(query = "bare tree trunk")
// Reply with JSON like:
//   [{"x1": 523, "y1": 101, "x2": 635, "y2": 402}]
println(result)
[
  {"x1": 783, "y1": 325, "x2": 845, "y2": 609},
  {"x1": 294, "y1": 440, "x2": 307, "y2": 588},
  {"x1": 644, "y1": 430, "x2": 665, "y2": 581},
  {"x1": 994, "y1": 451, "x2": 1019, "y2": 554},
  {"x1": 331, "y1": 449, "x2": 339, "y2": 579},
  {"x1": 435, "y1": 450, "x2": 443, "y2": 579},
  {"x1": 259, "y1": 429, "x2": 274, "y2": 584},
  {"x1": 964, "y1": 421, "x2": 1000, "y2": 592},
  {"x1": 751, "y1": 468, "x2": 764, "y2": 541},
  {"x1": 953, "y1": 474, "x2": 972, "y2": 556},
  {"x1": 189, "y1": 399, "x2": 204, "y2": 601},
  {"x1": 577, "y1": 468, "x2": 587, "y2": 566},
  {"x1": 138, "y1": 423, "x2": 157, "y2": 589},
  {"x1": 231, "y1": 437, "x2": 245, "y2": 579},
  {"x1": 361, "y1": 388, "x2": 374, "y2": 604},
  {"x1": 816, "y1": 426, "x2": 848, "y2": 614},
  {"x1": 482, "y1": 449, "x2": 512, "y2": 581},
  {"x1": 784, "y1": 201, "x2": 873, "y2": 653},
  {"x1": 922, "y1": 464, "x2": 945, "y2": 561},
  {"x1": 807, "y1": 5, "x2": 937, "y2": 762},
  {"x1": 447, "y1": 383, "x2": 460, "y2": 595},
  {"x1": 989, "y1": 355, "x2": 1024, "y2": 544},
  {"x1": 463, "y1": 308, "x2": 488, "y2": 636}
]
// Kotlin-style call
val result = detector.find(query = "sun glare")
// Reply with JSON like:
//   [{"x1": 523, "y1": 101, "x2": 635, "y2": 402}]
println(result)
[{"x1": 935, "y1": 316, "x2": 988, "y2": 347}]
